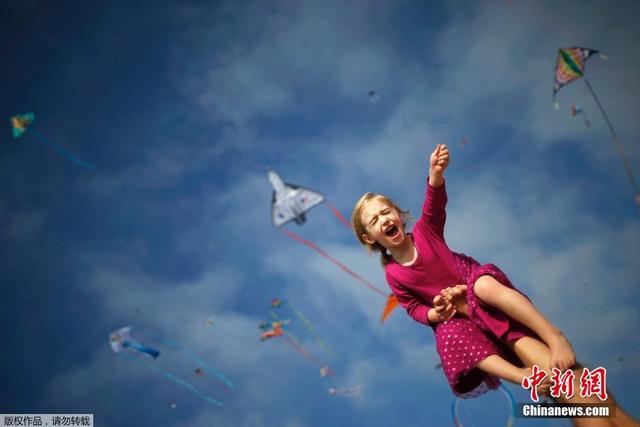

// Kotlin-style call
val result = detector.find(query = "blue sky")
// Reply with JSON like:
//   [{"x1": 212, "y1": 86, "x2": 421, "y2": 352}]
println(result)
[{"x1": 1, "y1": 1, "x2": 639, "y2": 426}]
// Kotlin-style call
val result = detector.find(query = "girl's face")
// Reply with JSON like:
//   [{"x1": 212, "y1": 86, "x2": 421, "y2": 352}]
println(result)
[{"x1": 360, "y1": 198, "x2": 406, "y2": 249}]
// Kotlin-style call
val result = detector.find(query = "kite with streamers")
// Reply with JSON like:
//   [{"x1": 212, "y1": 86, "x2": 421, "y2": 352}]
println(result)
[
  {"x1": 109, "y1": 326, "x2": 223, "y2": 407},
  {"x1": 9, "y1": 112, "x2": 94, "y2": 169},
  {"x1": 570, "y1": 104, "x2": 591, "y2": 128},
  {"x1": 259, "y1": 319, "x2": 291, "y2": 341},
  {"x1": 552, "y1": 47, "x2": 639, "y2": 204}
]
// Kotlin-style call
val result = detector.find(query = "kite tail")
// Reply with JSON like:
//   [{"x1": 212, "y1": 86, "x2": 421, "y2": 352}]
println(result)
[
  {"x1": 122, "y1": 351, "x2": 223, "y2": 406},
  {"x1": 325, "y1": 202, "x2": 352, "y2": 229},
  {"x1": 583, "y1": 78, "x2": 640, "y2": 201},
  {"x1": 380, "y1": 294, "x2": 399, "y2": 324},
  {"x1": 124, "y1": 341, "x2": 160, "y2": 359},
  {"x1": 156, "y1": 337, "x2": 235, "y2": 390},
  {"x1": 29, "y1": 128, "x2": 94, "y2": 170},
  {"x1": 280, "y1": 228, "x2": 387, "y2": 297},
  {"x1": 287, "y1": 302, "x2": 332, "y2": 356}
]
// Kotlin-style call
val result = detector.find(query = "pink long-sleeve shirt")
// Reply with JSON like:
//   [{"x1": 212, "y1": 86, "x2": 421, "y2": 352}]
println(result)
[{"x1": 385, "y1": 179, "x2": 467, "y2": 326}]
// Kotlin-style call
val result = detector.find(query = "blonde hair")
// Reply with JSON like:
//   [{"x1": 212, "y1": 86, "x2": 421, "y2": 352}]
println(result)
[{"x1": 351, "y1": 192, "x2": 412, "y2": 267}]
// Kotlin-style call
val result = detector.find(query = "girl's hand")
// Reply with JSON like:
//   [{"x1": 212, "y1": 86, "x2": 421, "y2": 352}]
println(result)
[
  {"x1": 433, "y1": 295, "x2": 456, "y2": 321},
  {"x1": 429, "y1": 144, "x2": 450, "y2": 174},
  {"x1": 441, "y1": 285, "x2": 468, "y2": 317}
]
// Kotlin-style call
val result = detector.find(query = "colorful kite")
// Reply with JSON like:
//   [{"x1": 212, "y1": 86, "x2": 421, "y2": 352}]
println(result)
[
  {"x1": 552, "y1": 47, "x2": 639, "y2": 203},
  {"x1": 259, "y1": 319, "x2": 290, "y2": 341},
  {"x1": 570, "y1": 104, "x2": 591, "y2": 128},
  {"x1": 9, "y1": 112, "x2": 94, "y2": 169}
]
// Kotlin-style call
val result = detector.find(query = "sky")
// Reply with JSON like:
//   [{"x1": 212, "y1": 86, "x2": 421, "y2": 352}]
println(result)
[{"x1": 1, "y1": 0, "x2": 639, "y2": 426}]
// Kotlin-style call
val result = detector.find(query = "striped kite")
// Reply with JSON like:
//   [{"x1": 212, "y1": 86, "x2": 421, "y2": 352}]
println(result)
[{"x1": 552, "y1": 47, "x2": 639, "y2": 204}]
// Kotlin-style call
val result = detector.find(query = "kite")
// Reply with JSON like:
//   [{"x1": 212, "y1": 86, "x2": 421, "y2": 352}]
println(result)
[
  {"x1": 205, "y1": 318, "x2": 214, "y2": 327},
  {"x1": 267, "y1": 168, "x2": 352, "y2": 228},
  {"x1": 368, "y1": 90, "x2": 381, "y2": 104},
  {"x1": 167, "y1": 401, "x2": 177, "y2": 410},
  {"x1": 452, "y1": 384, "x2": 515, "y2": 427},
  {"x1": 9, "y1": 112, "x2": 94, "y2": 169},
  {"x1": 320, "y1": 366, "x2": 331, "y2": 377},
  {"x1": 459, "y1": 137, "x2": 469, "y2": 148},
  {"x1": 259, "y1": 319, "x2": 290, "y2": 341},
  {"x1": 328, "y1": 385, "x2": 363, "y2": 396},
  {"x1": 267, "y1": 169, "x2": 400, "y2": 322},
  {"x1": 267, "y1": 168, "x2": 325, "y2": 227},
  {"x1": 552, "y1": 47, "x2": 639, "y2": 203},
  {"x1": 110, "y1": 327, "x2": 223, "y2": 407},
  {"x1": 269, "y1": 298, "x2": 331, "y2": 355},
  {"x1": 570, "y1": 104, "x2": 591, "y2": 128},
  {"x1": 109, "y1": 326, "x2": 160, "y2": 359}
]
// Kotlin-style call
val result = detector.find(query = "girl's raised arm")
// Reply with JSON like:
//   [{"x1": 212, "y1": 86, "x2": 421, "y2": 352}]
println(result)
[{"x1": 418, "y1": 144, "x2": 450, "y2": 239}]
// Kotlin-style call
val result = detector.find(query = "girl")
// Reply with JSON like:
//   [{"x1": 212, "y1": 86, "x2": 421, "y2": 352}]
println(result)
[{"x1": 352, "y1": 144, "x2": 638, "y2": 427}]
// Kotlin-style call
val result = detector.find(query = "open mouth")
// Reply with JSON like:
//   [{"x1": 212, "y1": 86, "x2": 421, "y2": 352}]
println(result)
[{"x1": 384, "y1": 224, "x2": 399, "y2": 238}]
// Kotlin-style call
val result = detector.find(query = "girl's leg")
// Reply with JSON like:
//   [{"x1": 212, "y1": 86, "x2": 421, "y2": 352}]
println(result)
[
  {"x1": 473, "y1": 274, "x2": 575, "y2": 370},
  {"x1": 509, "y1": 336, "x2": 639, "y2": 427},
  {"x1": 475, "y1": 354, "x2": 550, "y2": 396}
]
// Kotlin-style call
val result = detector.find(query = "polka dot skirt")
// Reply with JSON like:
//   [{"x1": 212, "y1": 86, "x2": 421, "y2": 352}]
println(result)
[
  {"x1": 435, "y1": 318, "x2": 501, "y2": 398},
  {"x1": 433, "y1": 253, "x2": 538, "y2": 398}
]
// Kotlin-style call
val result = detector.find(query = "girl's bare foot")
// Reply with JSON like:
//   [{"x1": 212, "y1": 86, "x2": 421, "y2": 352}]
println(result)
[{"x1": 548, "y1": 332, "x2": 576, "y2": 371}]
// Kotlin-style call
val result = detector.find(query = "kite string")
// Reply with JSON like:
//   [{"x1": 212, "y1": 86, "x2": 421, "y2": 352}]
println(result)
[
  {"x1": 29, "y1": 128, "x2": 94, "y2": 170},
  {"x1": 583, "y1": 78, "x2": 640, "y2": 198},
  {"x1": 155, "y1": 337, "x2": 235, "y2": 390},
  {"x1": 283, "y1": 302, "x2": 332, "y2": 356},
  {"x1": 0, "y1": 273, "x2": 86, "y2": 311},
  {"x1": 282, "y1": 335, "x2": 329, "y2": 372},
  {"x1": 280, "y1": 228, "x2": 387, "y2": 297},
  {"x1": 325, "y1": 202, "x2": 352, "y2": 229},
  {"x1": 120, "y1": 350, "x2": 223, "y2": 407}
]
